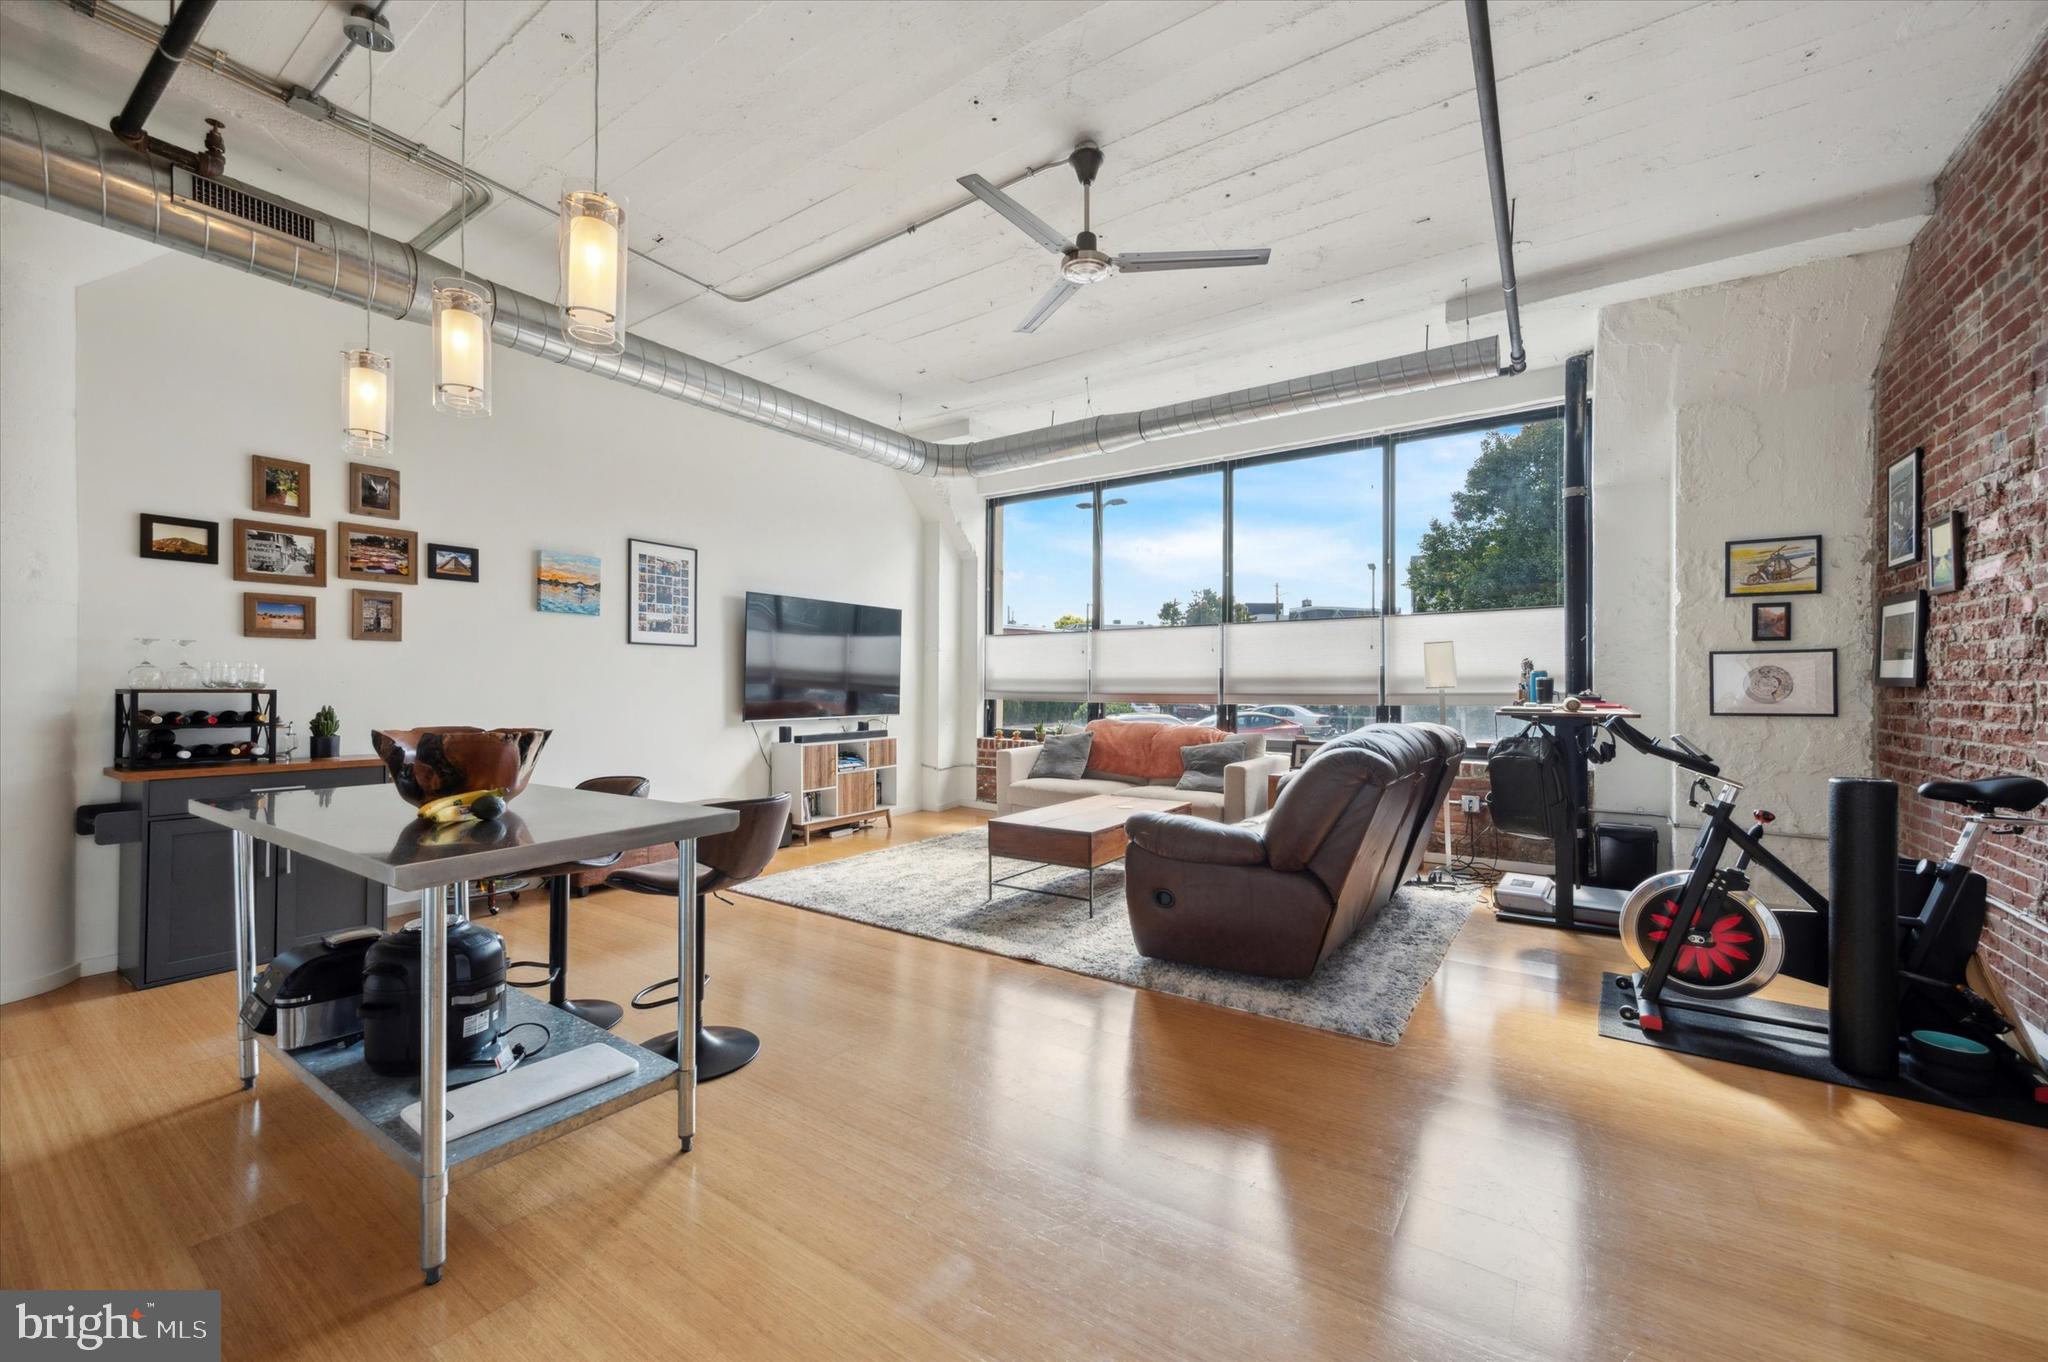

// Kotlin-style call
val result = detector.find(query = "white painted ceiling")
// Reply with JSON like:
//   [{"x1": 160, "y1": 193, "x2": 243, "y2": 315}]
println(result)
[{"x1": 3, "y1": 0, "x2": 2043, "y2": 440}]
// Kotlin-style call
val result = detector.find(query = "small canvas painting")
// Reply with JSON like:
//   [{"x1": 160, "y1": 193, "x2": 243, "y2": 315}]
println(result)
[{"x1": 537, "y1": 550, "x2": 601, "y2": 615}]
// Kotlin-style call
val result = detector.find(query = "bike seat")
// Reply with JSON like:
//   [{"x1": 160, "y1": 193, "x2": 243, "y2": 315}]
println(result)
[{"x1": 1917, "y1": 776, "x2": 2047, "y2": 813}]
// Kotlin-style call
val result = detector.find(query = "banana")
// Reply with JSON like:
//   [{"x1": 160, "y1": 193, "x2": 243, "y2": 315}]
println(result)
[{"x1": 418, "y1": 788, "x2": 508, "y2": 825}]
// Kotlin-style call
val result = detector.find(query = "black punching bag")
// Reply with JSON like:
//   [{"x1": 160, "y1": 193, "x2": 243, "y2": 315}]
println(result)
[{"x1": 1827, "y1": 777, "x2": 1898, "y2": 1077}]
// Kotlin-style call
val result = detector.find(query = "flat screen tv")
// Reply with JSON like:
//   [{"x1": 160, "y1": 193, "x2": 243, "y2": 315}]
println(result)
[{"x1": 743, "y1": 591, "x2": 902, "y2": 721}]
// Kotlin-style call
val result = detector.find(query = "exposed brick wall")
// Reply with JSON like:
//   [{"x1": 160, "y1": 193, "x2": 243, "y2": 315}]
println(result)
[
  {"x1": 975, "y1": 736, "x2": 1033, "y2": 802},
  {"x1": 1870, "y1": 41, "x2": 2048, "y2": 1032}
]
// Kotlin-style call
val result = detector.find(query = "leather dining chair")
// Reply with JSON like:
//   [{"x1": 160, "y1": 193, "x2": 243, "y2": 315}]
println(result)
[
  {"x1": 610, "y1": 793, "x2": 790, "y2": 1079},
  {"x1": 507, "y1": 774, "x2": 650, "y2": 1030}
]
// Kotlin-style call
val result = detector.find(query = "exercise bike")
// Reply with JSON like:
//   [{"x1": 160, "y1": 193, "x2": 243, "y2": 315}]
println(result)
[{"x1": 1597, "y1": 719, "x2": 2046, "y2": 1042}]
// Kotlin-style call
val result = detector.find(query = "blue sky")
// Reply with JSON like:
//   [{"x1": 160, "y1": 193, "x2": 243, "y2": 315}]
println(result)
[{"x1": 998, "y1": 424, "x2": 1518, "y2": 630}]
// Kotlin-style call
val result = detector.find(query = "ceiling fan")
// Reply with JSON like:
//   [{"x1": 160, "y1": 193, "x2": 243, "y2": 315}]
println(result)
[{"x1": 959, "y1": 141, "x2": 1272, "y2": 334}]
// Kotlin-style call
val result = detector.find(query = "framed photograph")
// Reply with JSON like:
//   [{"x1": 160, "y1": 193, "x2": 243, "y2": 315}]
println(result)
[
  {"x1": 1708, "y1": 648, "x2": 1838, "y2": 717},
  {"x1": 627, "y1": 538, "x2": 697, "y2": 646},
  {"x1": 1725, "y1": 535, "x2": 1821, "y2": 596},
  {"x1": 426, "y1": 542, "x2": 479, "y2": 582},
  {"x1": 336, "y1": 521, "x2": 419, "y2": 584},
  {"x1": 1928, "y1": 510, "x2": 1964, "y2": 594},
  {"x1": 1750, "y1": 602, "x2": 1792, "y2": 642},
  {"x1": 350, "y1": 588, "x2": 403, "y2": 641},
  {"x1": 347, "y1": 462, "x2": 401, "y2": 520},
  {"x1": 1886, "y1": 447, "x2": 1921, "y2": 567},
  {"x1": 232, "y1": 518, "x2": 326, "y2": 587},
  {"x1": 1877, "y1": 590, "x2": 1928, "y2": 687},
  {"x1": 536, "y1": 550, "x2": 601, "y2": 615},
  {"x1": 138, "y1": 513, "x2": 218, "y2": 564},
  {"x1": 242, "y1": 591, "x2": 316, "y2": 640},
  {"x1": 249, "y1": 455, "x2": 311, "y2": 518}
]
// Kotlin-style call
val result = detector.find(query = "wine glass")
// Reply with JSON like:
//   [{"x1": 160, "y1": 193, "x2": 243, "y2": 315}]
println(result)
[
  {"x1": 242, "y1": 662, "x2": 265, "y2": 688},
  {"x1": 126, "y1": 638, "x2": 162, "y2": 688},
  {"x1": 203, "y1": 661, "x2": 230, "y2": 689},
  {"x1": 167, "y1": 640, "x2": 200, "y2": 689}
]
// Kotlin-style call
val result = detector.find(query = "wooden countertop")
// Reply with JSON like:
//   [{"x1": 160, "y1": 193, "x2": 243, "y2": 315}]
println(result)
[{"x1": 103, "y1": 754, "x2": 387, "y2": 783}]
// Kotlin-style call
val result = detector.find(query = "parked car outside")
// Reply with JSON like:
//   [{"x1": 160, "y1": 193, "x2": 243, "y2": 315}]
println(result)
[
  {"x1": 1103, "y1": 712, "x2": 1187, "y2": 725},
  {"x1": 1233, "y1": 710, "x2": 1306, "y2": 742},
  {"x1": 1246, "y1": 704, "x2": 1336, "y2": 734}
]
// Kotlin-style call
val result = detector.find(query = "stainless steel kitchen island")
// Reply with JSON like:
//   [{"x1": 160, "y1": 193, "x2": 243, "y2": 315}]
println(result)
[{"x1": 187, "y1": 782, "x2": 740, "y2": 1285}]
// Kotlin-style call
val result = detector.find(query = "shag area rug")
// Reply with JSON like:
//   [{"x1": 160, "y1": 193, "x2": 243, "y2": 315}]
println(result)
[{"x1": 742, "y1": 829, "x2": 1478, "y2": 1044}]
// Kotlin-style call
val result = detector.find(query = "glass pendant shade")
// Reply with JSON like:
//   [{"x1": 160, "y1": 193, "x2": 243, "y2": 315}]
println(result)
[
  {"x1": 431, "y1": 279, "x2": 493, "y2": 416},
  {"x1": 342, "y1": 349, "x2": 394, "y2": 456},
  {"x1": 559, "y1": 188, "x2": 627, "y2": 354}
]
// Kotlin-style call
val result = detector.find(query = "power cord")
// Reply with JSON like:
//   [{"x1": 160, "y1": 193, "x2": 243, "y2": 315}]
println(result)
[{"x1": 495, "y1": 1020, "x2": 552, "y2": 1072}]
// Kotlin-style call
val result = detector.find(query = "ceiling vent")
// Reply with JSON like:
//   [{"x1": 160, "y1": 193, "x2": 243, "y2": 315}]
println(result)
[{"x1": 173, "y1": 168, "x2": 324, "y2": 246}]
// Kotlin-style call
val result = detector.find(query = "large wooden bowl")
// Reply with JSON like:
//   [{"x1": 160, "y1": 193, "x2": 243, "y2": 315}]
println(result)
[{"x1": 369, "y1": 727, "x2": 551, "y2": 807}]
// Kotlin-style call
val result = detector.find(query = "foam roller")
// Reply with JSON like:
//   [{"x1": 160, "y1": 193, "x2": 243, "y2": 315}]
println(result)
[{"x1": 1828, "y1": 777, "x2": 1898, "y2": 1077}]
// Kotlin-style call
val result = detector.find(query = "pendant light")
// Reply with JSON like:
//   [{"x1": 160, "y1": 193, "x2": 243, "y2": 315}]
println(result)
[
  {"x1": 432, "y1": 1, "x2": 492, "y2": 416},
  {"x1": 343, "y1": 11, "x2": 395, "y2": 457},
  {"x1": 558, "y1": 0, "x2": 627, "y2": 355}
]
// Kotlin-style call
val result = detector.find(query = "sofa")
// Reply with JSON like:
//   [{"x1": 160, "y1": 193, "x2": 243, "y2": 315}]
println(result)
[
  {"x1": 995, "y1": 719, "x2": 1288, "y2": 823},
  {"x1": 1121, "y1": 723, "x2": 1466, "y2": 978}
]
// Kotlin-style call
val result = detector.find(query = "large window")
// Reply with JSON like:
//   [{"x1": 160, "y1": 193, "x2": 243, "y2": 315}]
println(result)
[
  {"x1": 985, "y1": 407, "x2": 1567, "y2": 734},
  {"x1": 1099, "y1": 470, "x2": 1223, "y2": 628},
  {"x1": 1233, "y1": 444, "x2": 1384, "y2": 619},
  {"x1": 1396, "y1": 417, "x2": 1563, "y2": 614},
  {"x1": 992, "y1": 491, "x2": 1093, "y2": 633}
]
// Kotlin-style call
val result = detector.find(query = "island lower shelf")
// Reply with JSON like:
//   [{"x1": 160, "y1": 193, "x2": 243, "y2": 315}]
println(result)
[{"x1": 259, "y1": 990, "x2": 677, "y2": 1178}]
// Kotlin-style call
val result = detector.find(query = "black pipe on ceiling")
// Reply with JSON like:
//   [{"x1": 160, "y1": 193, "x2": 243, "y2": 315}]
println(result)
[
  {"x1": 1464, "y1": 0, "x2": 1528, "y2": 375},
  {"x1": 110, "y1": 0, "x2": 220, "y2": 149}
]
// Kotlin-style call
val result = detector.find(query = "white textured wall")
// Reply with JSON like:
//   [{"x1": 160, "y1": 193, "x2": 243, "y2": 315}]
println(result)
[
  {"x1": 1592, "y1": 250, "x2": 1906, "y2": 897},
  {"x1": 11, "y1": 221, "x2": 937, "y2": 997},
  {"x1": 0, "y1": 202, "x2": 158, "y2": 1001}
]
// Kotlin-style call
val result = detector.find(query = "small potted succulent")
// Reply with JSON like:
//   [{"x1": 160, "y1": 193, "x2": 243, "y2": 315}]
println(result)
[{"x1": 308, "y1": 705, "x2": 341, "y2": 760}]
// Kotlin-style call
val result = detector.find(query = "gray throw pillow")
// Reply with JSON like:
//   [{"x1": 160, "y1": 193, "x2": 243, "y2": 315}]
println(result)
[
  {"x1": 1176, "y1": 739, "x2": 1249, "y2": 793},
  {"x1": 1029, "y1": 731, "x2": 1093, "y2": 780}
]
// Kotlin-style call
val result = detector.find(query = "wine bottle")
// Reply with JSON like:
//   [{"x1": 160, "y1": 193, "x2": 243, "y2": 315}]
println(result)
[
  {"x1": 214, "y1": 709, "x2": 242, "y2": 725},
  {"x1": 166, "y1": 745, "x2": 193, "y2": 762},
  {"x1": 193, "y1": 710, "x2": 219, "y2": 726},
  {"x1": 136, "y1": 708, "x2": 167, "y2": 727},
  {"x1": 190, "y1": 743, "x2": 217, "y2": 760}
]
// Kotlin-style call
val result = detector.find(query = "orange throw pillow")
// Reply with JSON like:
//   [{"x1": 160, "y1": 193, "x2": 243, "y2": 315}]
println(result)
[{"x1": 1086, "y1": 720, "x2": 1230, "y2": 782}]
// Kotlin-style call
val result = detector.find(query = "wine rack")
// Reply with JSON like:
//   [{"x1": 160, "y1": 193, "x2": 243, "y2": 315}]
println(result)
[{"x1": 113, "y1": 688, "x2": 281, "y2": 771}]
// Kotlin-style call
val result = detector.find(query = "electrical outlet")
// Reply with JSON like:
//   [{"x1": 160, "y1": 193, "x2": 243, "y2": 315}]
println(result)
[{"x1": 1460, "y1": 794, "x2": 1484, "y2": 814}]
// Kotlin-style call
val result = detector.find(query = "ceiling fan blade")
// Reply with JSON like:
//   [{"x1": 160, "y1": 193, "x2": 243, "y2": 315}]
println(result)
[
  {"x1": 1113, "y1": 248, "x2": 1272, "y2": 273},
  {"x1": 1016, "y1": 280, "x2": 1080, "y2": 334},
  {"x1": 958, "y1": 174, "x2": 1071, "y2": 255}
]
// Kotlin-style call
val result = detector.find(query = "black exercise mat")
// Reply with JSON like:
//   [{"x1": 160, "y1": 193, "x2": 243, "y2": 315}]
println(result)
[{"x1": 1597, "y1": 973, "x2": 2048, "y2": 1130}]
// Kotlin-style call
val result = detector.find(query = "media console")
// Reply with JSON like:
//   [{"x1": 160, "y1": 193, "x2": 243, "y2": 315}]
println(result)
[{"x1": 768, "y1": 730, "x2": 898, "y2": 844}]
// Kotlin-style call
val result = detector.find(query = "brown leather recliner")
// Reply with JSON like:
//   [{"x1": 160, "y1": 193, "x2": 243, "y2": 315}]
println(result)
[{"x1": 1122, "y1": 723, "x2": 1466, "y2": 979}]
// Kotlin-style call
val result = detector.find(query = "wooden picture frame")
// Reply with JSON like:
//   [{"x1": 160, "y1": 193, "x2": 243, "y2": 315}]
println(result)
[
  {"x1": 347, "y1": 462, "x2": 401, "y2": 520},
  {"x1": 1876, "y1": 590, "x2": 1928, "y2": 687},
  {"x1": 1928, "y1": 509, "x2": 1965, "y2": 594},
  {"x1": 349, "y1": 588, "x2": 403, "y2": 641},
  {"x1": 1708, "y1": 648, "x2": 1838, "y2": 717},
  {"x1": 249, "y1": 455, "x2": 311, "y2": 518},
  {"x1": 1885, "y1": 448, "x2": 1922, "y2": 568},
  {"x1": 336, "y1": 521, "x2": 419, "y2": 584},
  {"x1": 138, "y1": 513, "x2": 219, "y2": 564},
  {"x1": 1750, "y1": 602, "x2": 1792, "y2": 642},
  {"x1": 1724, "y1": 535, "x2": 1821, "y2": 596},
  {"x1": 425, "y1": 542, "x2": 479, "y2": 582},
  {"x1": 242, "y1": 591, "x2": 316, "y2": 640},
  {"x1": 232, "y1": 518, "x2": 326, "y2": 587},
  {"x1": 627, "y1": 537, "x2": 698, "y2": 646}
]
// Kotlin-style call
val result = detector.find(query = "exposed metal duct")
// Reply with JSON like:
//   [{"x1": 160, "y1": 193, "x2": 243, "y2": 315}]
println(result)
[
  {"x1": 0, "y1": 89, "x2": 1501, "y2": 478},
  {"x1": 1464, "y1": 0, "x2": 1527, "y2": 374}
]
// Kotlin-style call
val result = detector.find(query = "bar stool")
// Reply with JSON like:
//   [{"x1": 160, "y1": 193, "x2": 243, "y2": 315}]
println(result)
[
  {"x1": 507, "y1": 774, "x2": 650, "y2": 1030},
  {"x1": 611, "y1": 793, "x2": 789, "y2": 1078}
]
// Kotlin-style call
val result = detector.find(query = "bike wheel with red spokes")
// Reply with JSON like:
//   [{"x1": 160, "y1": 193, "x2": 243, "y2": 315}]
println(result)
[{"x1": 1619, "y1": 870, "x2": 1785, "y2": 997}]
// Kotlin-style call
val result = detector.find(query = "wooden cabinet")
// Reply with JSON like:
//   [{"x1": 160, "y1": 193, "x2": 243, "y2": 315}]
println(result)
[
  {"x1": 113, "y1": 760, "x2": 390, "y2": 988},
  {"x1": 770, "y1": 732, "x2": 899, "y2": 844}
]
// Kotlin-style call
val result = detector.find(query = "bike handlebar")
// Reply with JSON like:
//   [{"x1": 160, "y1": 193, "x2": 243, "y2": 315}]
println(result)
[{"x1": 1602, "y1": 716, "x2": 1721, "y2": 776}]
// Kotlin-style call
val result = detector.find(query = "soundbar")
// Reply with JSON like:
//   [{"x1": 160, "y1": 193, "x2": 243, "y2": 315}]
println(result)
[{"x1": 794, "y1": 728, "x2": 886, "y2": 744}]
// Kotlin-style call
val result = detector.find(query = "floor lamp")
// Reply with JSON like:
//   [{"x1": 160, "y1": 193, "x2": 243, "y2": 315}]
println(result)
[{"x1": 1422, "y1": 641, "x2": 1458, "y2": 883}]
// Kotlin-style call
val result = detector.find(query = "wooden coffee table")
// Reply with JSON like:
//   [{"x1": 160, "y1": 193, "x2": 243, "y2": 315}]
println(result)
[{"x1": 985, "y1": 794, "x2": 1192, "y2": 916}]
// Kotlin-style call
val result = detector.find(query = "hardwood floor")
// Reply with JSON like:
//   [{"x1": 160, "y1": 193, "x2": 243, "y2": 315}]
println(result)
[{"x1": 3, "y1": 808, "x2": 2044, "y2": 1360}]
